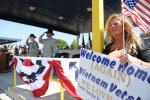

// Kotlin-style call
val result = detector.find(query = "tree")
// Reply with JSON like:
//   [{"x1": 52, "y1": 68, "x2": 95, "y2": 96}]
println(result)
[
  {"x1": 71, "y1": 40, "x2": 78, "y2": 49},
  {"x1": 56, "y1": 39, "x2": 68, "y2": 49}
]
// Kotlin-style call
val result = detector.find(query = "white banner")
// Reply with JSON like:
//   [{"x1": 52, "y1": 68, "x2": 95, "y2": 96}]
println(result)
[{"x1": 77, "y1": 48, "x2": 150, "y2": 100}]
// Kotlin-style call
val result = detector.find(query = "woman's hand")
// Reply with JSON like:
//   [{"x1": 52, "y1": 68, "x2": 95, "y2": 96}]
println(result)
[
  {"x1": 108, "y1": 49, "x2": 142, "y2": 65},
  {"x1": 108, "y1": 49, "x2": 119, "y2": 57},
  {"x1": 108, "y1": 49, "x2": 126, "y2": 58},
  {"x1": 108, "y1": 49, "x2": 150, "y2": 67},
  {"x1": 120, "y1": 54, "x2": 141, "y2": 65},
  {"x1": 108, "y1": 49, "x2": 143, "y2": 65}
]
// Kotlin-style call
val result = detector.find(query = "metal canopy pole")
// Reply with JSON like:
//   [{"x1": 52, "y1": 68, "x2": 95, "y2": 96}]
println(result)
[{"x1": 92, "y1": 0, "x2": 104, "y2": 53}]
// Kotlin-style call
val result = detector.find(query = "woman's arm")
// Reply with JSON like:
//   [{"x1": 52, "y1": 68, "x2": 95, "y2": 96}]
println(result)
[
  {"x1": 140, "y1": 60, "x2": 150, "y2": 68},
  {"x1": 120, "y1": 54, "x2": 150, "y2": 68}
]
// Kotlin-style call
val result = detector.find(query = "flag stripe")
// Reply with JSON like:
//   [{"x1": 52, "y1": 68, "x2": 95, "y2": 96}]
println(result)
[
  {"x1": 133, "y1": 16, "x2": 149, "y2": 32},
  {"x1": 136, "y1": 4, "x2": 149, "y2": 21},
  {"x1": 123, "y1": 6, "x2": 149, "y2": 29},
  {"x1": 131, "y1": 14, "x2": 148, "y2": 32},
  {"x1": 142, "y1": 0, "x2": 150, "y2": 8},
  {"x1": 138, "y1": 1, "x2": 150, "y2": 14},
  {"x1": 122, "y1": 0, "x2": 150, "y2": 33},
  {"x1": 134, "y1": 8, "x2": 150, "y2": 27}
]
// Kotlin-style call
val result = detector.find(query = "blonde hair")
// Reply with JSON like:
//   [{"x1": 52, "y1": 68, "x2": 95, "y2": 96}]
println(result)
[{"x1": 105, "y1": 14, "x2": 142, "y2": 54}]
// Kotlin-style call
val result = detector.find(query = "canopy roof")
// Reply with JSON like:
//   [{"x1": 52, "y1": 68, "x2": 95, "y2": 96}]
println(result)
[
  {"x1": 0, "y1": 0, "x2": 121, "y2": 35},
  {"x1": 0, "y1": 37, "x2": 21, "y2": 45}
]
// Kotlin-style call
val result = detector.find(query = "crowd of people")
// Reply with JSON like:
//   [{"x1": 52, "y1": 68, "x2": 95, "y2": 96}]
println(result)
[{"x1": 0, "y1": 44, "x2": 29, "y2": 56}]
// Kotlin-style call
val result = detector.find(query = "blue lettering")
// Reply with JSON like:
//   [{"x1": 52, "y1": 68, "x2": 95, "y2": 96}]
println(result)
[
  {"x1": 109, "y1": 83, "x2": 117, "y2": 92},
  {"x1": 91, "y1": 76, "x2": 96, "y2": 82},
  {"x1": 86, "y1": 53, "x2": 90, "y2": 59},
  {"x1": 95, "y1": 78, "x2": 101, "y2": 85},
  {"x1": 92, "y1": 55, "x2": 97, "y2": 61},
  {"x1": 85, "y1": 72, "x2": 88, "y2": 78},
  {"x1": 79, "y1": 67, "x2": 83, "y2": 74},
  {"x1": 115, "y1": 89, "x2": 122, "y2": 97},
  {"x1": 109, "y1": 61, "x2": 116, "y2": 68},
  {"x1": 126, "y1": 66, "x2": 134, "y2": 75},
  {"x1": 80, "y1": 49, "x2": 87, "y2": 57},
  {"x1": 127, "y1": 96, "x2": 134, "y2": 100},
  {"x1": 89, "y1": 51, "x2": 93, "y2": 60},
  {"x1": 121, "y1": 91, "x2": 127, "y2": 99},
  {"x1": 96, "y1": 56, "x2": 101, "y2": 63},
  {"x1": 88, "y1": 73, "x2": 92, "y2": 79},
  {"x1": 136, "y1": 97, "x2": 141, "y2": 100},
  {"x1": 81, "y1": 68, "x2": 86, "y2": 76},
  {"x1": 101, "y1": 57, "x2": 110, "y2": 67},
  {"x1": 134, "y1": 68, "x2": 148, "y2": 81},
  {"x1": 100, "y1": 81, "x2": 108, "y2": 89},
  {"x1": 118, "y1": 63, "x2": 128, "y2": 73},
  {"x1": 147, "y1": 76, "x2": 150, "y2": 84}
]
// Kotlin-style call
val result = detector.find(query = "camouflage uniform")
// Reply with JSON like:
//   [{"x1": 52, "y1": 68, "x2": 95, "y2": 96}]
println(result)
[
  {"x1": 39, "y1": 37, "x2": 58, "y2": 57},
  {"x1": 26, "y1": 41, "x2": 39, "y2": 57}
]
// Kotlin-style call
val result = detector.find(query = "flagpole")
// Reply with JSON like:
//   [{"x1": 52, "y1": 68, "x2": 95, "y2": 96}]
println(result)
[
  {"x1": 122, "y1": 0, "x2": 125, "y2": 52},
  {"x1": 120, "y1": 1, "x2": 127, "y2": 92},
  {"x1": 123, "y1": 15, "x2": 125, "y2": 50},
  {"x1": 122, "y1": 0, "x2": 126, "y2": 75}
]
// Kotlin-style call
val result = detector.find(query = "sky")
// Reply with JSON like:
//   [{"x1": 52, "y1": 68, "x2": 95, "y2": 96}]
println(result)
[
  {"x1": 0, "y1": 19, "x2": 90, "y2": 49},
  {"x1": 0, "y1": 19, "x2": 142, "y2": 49}
]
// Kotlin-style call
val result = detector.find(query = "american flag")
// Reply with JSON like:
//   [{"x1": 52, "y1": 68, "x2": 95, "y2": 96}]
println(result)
[{"x1": 122, "y1": 0, "x2": 150, "y2": 33}]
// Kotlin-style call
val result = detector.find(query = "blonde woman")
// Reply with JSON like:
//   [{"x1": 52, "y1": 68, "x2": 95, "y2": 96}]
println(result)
[{"x1": 103, "y1": 14, "x2": 150, "y2": 67}]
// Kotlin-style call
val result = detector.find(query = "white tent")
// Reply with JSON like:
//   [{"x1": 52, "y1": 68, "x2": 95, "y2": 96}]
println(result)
[{"x1": 0, "y1": 37, "x2": 21, "y2": 45}]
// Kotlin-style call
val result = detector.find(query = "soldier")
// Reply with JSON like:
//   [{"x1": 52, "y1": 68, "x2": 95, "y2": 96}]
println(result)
[
  {"x1": 26, "y1": 34, "x2": 39, "y2": 57},
  {"x1": 39, "y1": 29, "x2": 58, "y2": 57}
]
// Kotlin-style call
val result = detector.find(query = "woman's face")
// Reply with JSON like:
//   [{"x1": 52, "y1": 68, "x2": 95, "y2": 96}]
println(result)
[{"x1": 109, "y1": 18, "x2": 123, "y2": 37}]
